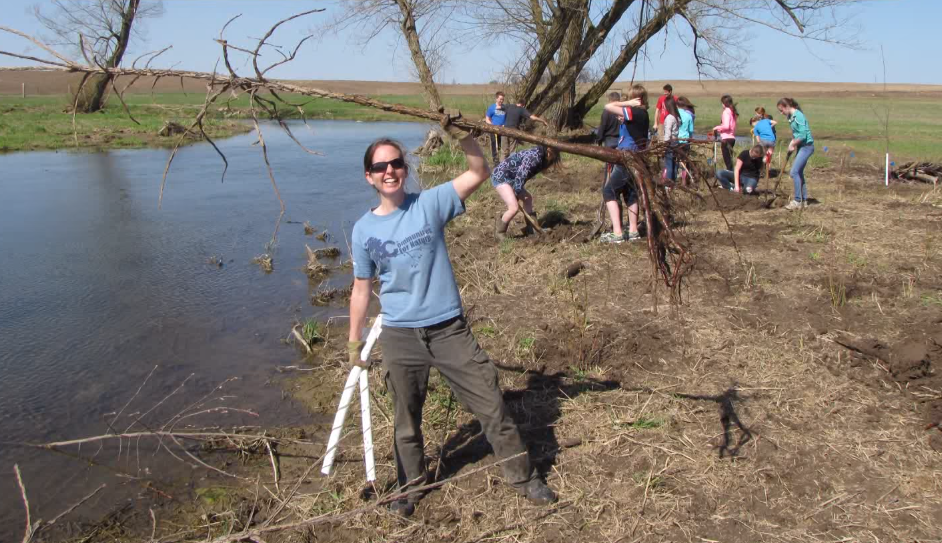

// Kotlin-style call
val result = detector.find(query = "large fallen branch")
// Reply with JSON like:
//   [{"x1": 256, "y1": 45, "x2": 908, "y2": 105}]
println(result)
[{"x1": 0, "y1": 13, "x2": 694, "y2": 293}]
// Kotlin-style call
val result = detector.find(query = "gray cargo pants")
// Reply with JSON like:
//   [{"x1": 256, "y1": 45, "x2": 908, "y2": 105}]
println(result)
[{"x1": 379, "y1": 316, "x2": 534, "y2": 499}]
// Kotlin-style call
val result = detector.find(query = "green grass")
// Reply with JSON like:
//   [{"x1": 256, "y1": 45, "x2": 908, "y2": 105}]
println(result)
[
  {"x1": 3, "y1": 91, "x2": 941, "y2": 162},
  {"x1": 299, "y1": 318, "x2": 323, "y2": 345},
  {"x1": 423, "y1": 142, "x2": 468, "y2": 171},
  {"x1": 628, "y1": 416, "x2": 665, "y2": 430}
]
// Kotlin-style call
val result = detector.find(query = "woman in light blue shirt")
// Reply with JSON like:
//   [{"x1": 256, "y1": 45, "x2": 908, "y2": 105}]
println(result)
[{"x1": 348, "y1": 120, "x2": 556, "y2": 517}]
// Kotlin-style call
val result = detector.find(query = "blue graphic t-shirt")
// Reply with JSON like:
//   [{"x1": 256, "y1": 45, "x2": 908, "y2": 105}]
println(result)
[
  {"x1": 352, "y1": 183, "x2": 465, "y2": 327},
  {"x1": 486, "y1": 103, "x2": 506, "y2": 126}
]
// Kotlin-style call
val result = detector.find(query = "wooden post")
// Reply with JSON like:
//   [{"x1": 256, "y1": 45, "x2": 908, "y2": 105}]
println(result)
[
  {"x1": 68, "y1": 84, "x2": 72, "y2": 96},
  {"x1": 22, "y1": 82, "x2": 26, "y2": 98}
]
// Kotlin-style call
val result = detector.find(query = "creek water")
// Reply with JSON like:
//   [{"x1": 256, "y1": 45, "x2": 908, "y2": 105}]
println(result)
[{"x1": 0, "y1": 121, "x2": 431, "y2": 538}]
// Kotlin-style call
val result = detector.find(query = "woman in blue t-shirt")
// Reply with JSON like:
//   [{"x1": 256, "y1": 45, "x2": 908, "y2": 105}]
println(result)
[{"x1": 348, "y1": 120, "x2": 556, "y2": 517}]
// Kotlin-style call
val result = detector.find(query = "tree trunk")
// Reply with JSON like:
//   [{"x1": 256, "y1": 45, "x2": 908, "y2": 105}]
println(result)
[
  {"x1": 570, "y1": 1, "x2": 686, "y2": 125},
  {"x1": 395, "y1": 0, "x2": 442, "y2": 111},
  {"x1": 512, "y1": 2, "x2": 576, "y2": 106},
  {"x1": 546, "y1": 7, "x2": 586, "y2": 130},
  {"x1": 528, "y1": 0, "x2": 634, "y2": 118},
  {"x1": 78, "y1": 0, "x2": 141, "y2": 113}
]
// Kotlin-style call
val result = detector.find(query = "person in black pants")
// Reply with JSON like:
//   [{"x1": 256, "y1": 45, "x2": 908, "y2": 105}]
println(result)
[
  {"x1": 595, "y1": 91, "x2": 622, "y2": 187},
  {"x1": 712, "y1": 95, "x2": 739, "y2": 170}
]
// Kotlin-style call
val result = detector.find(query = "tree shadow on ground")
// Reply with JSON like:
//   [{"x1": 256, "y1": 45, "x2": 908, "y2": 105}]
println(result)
[
  {"x1": 434, "y1": 368, "x2": 620, "y2": 482},
  {"x1": 674, "y1": 387, "x2": 754, "y2": 458}
]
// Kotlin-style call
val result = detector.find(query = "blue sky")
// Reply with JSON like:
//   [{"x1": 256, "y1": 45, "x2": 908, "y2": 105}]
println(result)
[{"x1": 0, "y1": 0, "x2": 934, "y2": 85}]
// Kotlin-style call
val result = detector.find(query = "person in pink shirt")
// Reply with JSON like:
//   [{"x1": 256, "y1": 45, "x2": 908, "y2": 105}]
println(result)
[{"x1": 712, "y1": 94, "x2": 739, "y2": 170}]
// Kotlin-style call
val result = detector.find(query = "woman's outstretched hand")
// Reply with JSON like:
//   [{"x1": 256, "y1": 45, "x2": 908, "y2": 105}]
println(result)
[{"x1": 440, "y1": 108, "x2": 470, "y2": 140}]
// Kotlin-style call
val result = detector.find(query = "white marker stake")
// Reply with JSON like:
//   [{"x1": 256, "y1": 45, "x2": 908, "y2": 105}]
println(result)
[
  {"x1": 885, "y1": 153, "x2": 890, "y2": 187},
  {"x1": 359, "y1": 369, "x2": 375, "y2": 481},
  {"x1": 321, "y1": 367, "x2": 361, "y2": 476},
  {"x1": 321, "y1": 316, "x2": 383, "y2": 478}
]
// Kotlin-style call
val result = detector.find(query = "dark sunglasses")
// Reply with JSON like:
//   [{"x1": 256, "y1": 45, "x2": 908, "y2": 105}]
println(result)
[{"x1": 369, "y1": 157, "x2": 406, "y2": 174}]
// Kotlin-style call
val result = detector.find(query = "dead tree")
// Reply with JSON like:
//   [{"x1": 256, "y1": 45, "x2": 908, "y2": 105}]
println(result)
[{"x1": 34, "y1": 0, "x2": 162, "y2": 112}]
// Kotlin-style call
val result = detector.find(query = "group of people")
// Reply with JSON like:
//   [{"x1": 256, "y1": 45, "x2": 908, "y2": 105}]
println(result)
[
  {"x1": 342, "y1": 83, "x2": 818, "y2": 519},
  {"x1": 486, "y1": 84, "x2": 817, "y2": 244},
  {"x1": 705, "y1": 91, "x2": 815, "y2": 211}
]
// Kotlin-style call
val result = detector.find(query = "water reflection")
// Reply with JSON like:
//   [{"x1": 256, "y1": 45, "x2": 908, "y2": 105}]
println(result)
[{"x1": 0, "y1": 120, "x2": 431, "y2": 538}]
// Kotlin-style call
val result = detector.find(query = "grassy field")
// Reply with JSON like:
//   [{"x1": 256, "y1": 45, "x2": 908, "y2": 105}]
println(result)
[{"x1": 2, "y1": 91, "x2": 940, "y2": 165}]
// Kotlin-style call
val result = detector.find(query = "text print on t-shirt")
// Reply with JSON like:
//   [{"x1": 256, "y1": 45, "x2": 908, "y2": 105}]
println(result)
[{"x1": 365, "y1": 224, "x2": 434, "y2": 268}]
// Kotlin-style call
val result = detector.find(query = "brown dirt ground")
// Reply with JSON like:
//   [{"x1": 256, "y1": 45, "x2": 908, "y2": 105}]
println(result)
[
  {"x1": 5, "y1": 70, "x2": 942, "y2": 97},
  {"x1": 40, "y1": 157, "x2": 942, "y2": 543}
]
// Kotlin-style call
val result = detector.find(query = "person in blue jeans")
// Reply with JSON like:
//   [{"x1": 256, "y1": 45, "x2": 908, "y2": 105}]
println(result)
[
  {"x1": 485, "y1": 91, "x2": 507, "y2": 163},
  {"x1": 715, "y1": 145, "x2": 765, "y2": 194},
  {"x1": 348, "y1": 119, "x2": 556, "y2": 518},
  {"x1": 777, "y1": 97, "x2": 814, "y2": 210}
]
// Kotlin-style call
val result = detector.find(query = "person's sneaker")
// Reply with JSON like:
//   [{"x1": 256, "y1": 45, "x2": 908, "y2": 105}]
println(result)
[
  {"x1": 519, "y1": 479, "x2": 558, "y2": 506},
  {"x1": 599, "y1": 232, "x2": 624, "y2": 244},
  {"x1": 784, "y1": 200, "x2": 803, "y2": 211},
  {"x1": 624, "y1": 231, "x2": 642, "y2": 242},
  {"x1": 389, "y1": 499, "x2": 415, "y2": 518}
]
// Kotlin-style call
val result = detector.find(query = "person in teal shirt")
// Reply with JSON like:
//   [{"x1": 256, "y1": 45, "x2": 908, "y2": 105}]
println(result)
[
  {"x1": 777, "y1": 97, "x2": 814, "y2": 210},
  {"x1": 675, "y1": 96, "x2": 696, "y2": 185}
]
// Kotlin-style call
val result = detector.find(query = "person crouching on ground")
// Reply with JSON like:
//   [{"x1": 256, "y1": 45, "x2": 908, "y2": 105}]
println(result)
[
  {"x1": 750, "y1": 107, "x2": 777, "y2": 178},
  {"x1": 600, "y1": 84, "x2": 650, "y2": 244},
  {"x1": 493, "y1": 145, "x2": 560, "y2": 239},
  {"x1": 777, "y1": 97, "x2": 815, "y2": 210},
  {"x1": 715, "y1": 144, "x2": 765, "y2": 194},
  {"x1": 348, "y1": 120, "x2": 557, "y2": 518}
]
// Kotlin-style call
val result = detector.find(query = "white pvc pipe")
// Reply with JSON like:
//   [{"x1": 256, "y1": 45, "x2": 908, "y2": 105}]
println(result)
[
  {"x1": 359, "y1": 369, "x2": 375, "y2": 481},
  {"x1": 885, "y1": 153, "x2": 890, "y2": 187},
  {"x1": 321, "y1": 366, "x2": 361, "y2": 476},
  {"x1": 321, "y1": 316, "x2": 383, "y2": 478}
]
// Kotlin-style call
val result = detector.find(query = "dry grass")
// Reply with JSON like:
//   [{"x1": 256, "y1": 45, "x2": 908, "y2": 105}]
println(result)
[{"x1": 59, "y1": 160, "x2": 942, "y2": 543}]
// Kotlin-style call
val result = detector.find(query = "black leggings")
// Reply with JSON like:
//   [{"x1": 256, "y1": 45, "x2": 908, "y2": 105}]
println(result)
[{"x1": 721, "y1": 139, "x2": 736, "y2": 170}]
